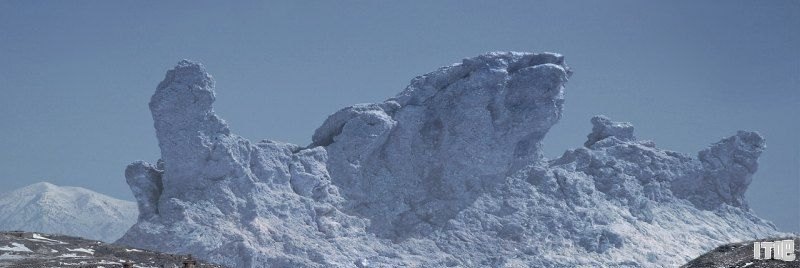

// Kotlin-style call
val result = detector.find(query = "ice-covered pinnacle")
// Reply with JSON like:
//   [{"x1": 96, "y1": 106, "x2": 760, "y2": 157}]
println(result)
[
  {"x1": 150, "y1": 60, "x2": 227, "y2": 136},
  {"x1": 698, "y1": 130, "x2": 765, "y2": 208},
  {"x1": 147, "y1": 60, "x2": 248, "y2": 196},
  {"x1": 585, "y1": 115, "x2": 635, "y2": 147}
]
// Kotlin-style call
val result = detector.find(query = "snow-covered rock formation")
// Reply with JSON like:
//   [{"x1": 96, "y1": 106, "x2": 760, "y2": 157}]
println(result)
[
  {"x1": 117, "y1": 52, "x2": 780, "y2": 267},
  {"x1": 0, "y1": 182, "x2": 137, "y2": 242}
]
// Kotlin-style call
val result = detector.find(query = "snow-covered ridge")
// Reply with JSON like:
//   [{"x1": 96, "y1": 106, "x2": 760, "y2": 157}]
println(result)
[
  {"x1": 0, "y1": 182, "x2": 138, "y2": 242},
  {"x1": 118, "y1": 52, "x2": 780, "y2": 267}
]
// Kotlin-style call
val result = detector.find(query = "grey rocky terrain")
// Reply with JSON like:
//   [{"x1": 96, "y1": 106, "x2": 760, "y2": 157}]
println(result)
[
  {"x1": 682, "y1": 237, "x2": 799, "y2": 268},
  {"x1": 0, "y1": 231, "x2": 225, "y2": 268}
]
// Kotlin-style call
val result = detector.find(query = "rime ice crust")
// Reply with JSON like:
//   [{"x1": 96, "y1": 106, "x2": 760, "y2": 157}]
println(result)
[
  {"x1": 118, "y1": 53, "x2": 780, "y2": 268},
  {"x1": 317, "y1": 52, "x2": 570, "y2": 238},
  {"x1": 125, "y1": 161, "x2": 162, "y2": 220},
  {"x1": 672, "y1": 130, "x2": 766, "y2": 210}
]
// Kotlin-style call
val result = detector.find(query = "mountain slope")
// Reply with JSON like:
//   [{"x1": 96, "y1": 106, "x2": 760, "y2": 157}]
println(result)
[
  {"x1": 0, "y1": 182, "x2": 138, "y2": 242},
  {"x1": 117, "y1": 53, "x2": 780, "y2": 267}
]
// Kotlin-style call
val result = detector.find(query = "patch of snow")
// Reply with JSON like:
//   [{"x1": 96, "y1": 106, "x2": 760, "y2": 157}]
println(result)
[
  {"x1": 58, "y1": 253, "x2": 82, "y2": 258},
  {"x1": 0, "y1": 243, "x2": 31, "y2": 252},
  {"x1": 67, "y1": 247, "x2": 95, "y2": 255},
  {"x1": 0, "y1": 253, "x2": 25, "y2": 260},
  {"x1": 29, "y1": 233, "x2": 65, "y2": 244}
]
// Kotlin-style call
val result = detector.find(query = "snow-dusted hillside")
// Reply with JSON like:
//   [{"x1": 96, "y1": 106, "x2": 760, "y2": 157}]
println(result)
[
  {"x1": 118, "y1": 52, "x2": 780, "y2": 267},
  {"x1": 0, "y1": 182, "x2": 137, "y2": 242},
  {"x1": 0, "y1": 231, "x2": 225, "y2": 267}
]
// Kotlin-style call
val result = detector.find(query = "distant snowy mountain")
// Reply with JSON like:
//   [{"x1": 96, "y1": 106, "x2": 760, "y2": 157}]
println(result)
[{"x1": 0, "y1": 182, "x2": 137, "y2": 242}]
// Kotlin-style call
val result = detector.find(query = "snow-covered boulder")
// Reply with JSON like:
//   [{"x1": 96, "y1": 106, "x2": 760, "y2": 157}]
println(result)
[
  {"x1": 585, "y1": 115, "x2": 636, "y2": 147},
  {"x1": 117, "y1": 52, "x2": 780, "y2": 267}
]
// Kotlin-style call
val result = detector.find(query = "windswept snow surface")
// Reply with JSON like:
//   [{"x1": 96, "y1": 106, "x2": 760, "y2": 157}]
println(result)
[
  {"x1": 0, "y1": 182, "x2": 138, "y2": 242},
  {"x1": 117, "y1": 52, "x2": 780, "y2": 267}
]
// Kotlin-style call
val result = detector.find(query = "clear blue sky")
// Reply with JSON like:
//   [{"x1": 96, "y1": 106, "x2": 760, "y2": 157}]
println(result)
[{"x1": 1, "y1": 1, "x2": 798, "y2": 232}]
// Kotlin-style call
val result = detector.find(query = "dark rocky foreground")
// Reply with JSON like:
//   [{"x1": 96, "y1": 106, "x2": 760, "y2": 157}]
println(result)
[
  {"x1": 682, "y1": 237, "x2": 799, "y2": 268},
  {"x1": 0, "y1": 231, "x2": 226, "y2": 268}
]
